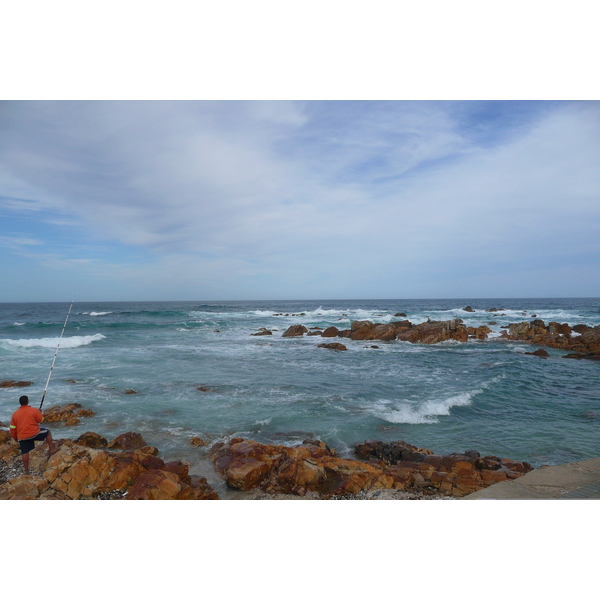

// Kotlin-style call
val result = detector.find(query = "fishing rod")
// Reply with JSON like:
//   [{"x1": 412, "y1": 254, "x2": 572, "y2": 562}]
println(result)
[{"x1": 39, "y1": 299, "x2": 74, "y2": 411}]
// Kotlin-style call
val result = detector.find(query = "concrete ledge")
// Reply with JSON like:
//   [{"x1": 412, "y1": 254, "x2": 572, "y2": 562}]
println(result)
[{"x1": 462, "y1": 457, "x2": 600, "y2": 500}]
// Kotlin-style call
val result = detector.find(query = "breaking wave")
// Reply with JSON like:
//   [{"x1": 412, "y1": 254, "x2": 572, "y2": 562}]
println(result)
[
  {"x1": 3, "y1": 334, "x2": 106, "y2": 349},
  {"x1": 373, "y1": 376, "x2": 504, "y2": 425}
]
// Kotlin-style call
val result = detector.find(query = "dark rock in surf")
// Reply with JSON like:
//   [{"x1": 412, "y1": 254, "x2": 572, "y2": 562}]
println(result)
[
  {"x1": 0, "y1": 380, "x2": 33, "y2": 388},
  {"x1": 524, "y1": 348, "x2": 549, "y2": 357},
  {"x1": 317, "y1": 343, "x2": 348, "y2": 351}
]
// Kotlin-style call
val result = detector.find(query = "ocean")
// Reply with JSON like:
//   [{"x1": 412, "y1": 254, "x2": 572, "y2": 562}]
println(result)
[{"x1": 1, "y1": 298, "x2": 599, "y2": 498}]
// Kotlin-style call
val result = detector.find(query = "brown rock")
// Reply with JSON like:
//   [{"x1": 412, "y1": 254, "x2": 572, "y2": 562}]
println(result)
[
  {"x1": 188, "y1": 475, "x2": 219, "y2": 500},
  {"x1": 107, "y1": 431, "x2": 147, "y2": 450},
  {"x1": 0, "y1": 475, "x2": 48, "y2": 499},
  {"x1": 251, "y1": 328, "x2": 273, "y2": 336},
  {"x1": 126, "y1": 470, "x2": 183, "y2": 500},
  {"x1": 42, "y1": 403, "x2": 91, "y2": 424},
  {"x1": 190, "y1": 436, "x2": 209, "y2": 447},
  {"x1": 317, "y1": 343, "x2": 348, "y2": 351},
  {"x1": 74, "y1": 431, "x2": 108, "y2": 448},
  {"x1": 76, "y1": 409, "x2": 96, "y2": 417},
  {"x1": 136, "y1": 446, "x2": 159, "y2": 455},
  {"x1": 162, "y1": 460, "x2": 190, "y2": 481},
  {"x1": 282, "y1": 324, "x2": 308, "y2": 337},
  {"x1": 572, "y1": 324, "x2": 591, "y2": 334},
  {"x1": 524, "y1": 348, "x2": 549, "y2": 357},
  {"x1": 321, "y1": 326, "x2": 340, "y2": 338},
  {"x1": 395, "y1": 319, "x2": 468, "y2": 344},
  {"x1": 0, "y1": 380, "x2": 34, "y2": 388}
]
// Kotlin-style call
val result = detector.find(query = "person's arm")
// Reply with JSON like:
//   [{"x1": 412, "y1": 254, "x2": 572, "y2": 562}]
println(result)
[
  {"x1": 36, "y1": 408, "x2": 44, "y2": 424},
  {"x1": 9, "y1": 416, "x2": 18, "y2": 440}
]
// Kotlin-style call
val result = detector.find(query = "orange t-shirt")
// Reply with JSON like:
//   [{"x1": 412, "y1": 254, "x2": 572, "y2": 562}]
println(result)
[{"x1": 10, "y1": 405, "x2": 43, "y2": 441}]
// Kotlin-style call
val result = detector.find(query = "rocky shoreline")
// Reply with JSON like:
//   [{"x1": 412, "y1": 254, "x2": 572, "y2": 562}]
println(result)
[{"x1": 0, "y1": 407, "x2": 533, "y2": 499}]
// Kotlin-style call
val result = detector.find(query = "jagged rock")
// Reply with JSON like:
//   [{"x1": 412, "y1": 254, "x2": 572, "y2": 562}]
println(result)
[
  {"x1": 74, "y1": 431, "x2": 108, "y2": 448},
  {"x1": 123, "y1": 389, "x2": 137, "y2": 395},
  {"x1": 502, "y1": 320, "x2": 600, "y2": 357},
  {"x1": 467, "y1": 325, "x2": 492, "y2": 339},
  {"x1": 317, "y1": 343, "x2": 348, "y2": 351},
  {"x1": 0, "y1": 475, "x2": 49, "y2": 500},
  {"x1": 0, "y1": 438, "x2": 218, "y2": 500},
  {"x1": 282, "y1": 325, "x2": 308, "y2": 337},
  {"x1": 355, "y1": 440, "x2": 434, "y2": 464},
  {"x1": 394, "y1": 312, "x2": 407, "y2": 317},
  {"x1": 107, "y1": 431, "x2": 147, "y2": 450},
  {"x1": 0, "y1": 380, "x2": 33, "y2": 388},
  {"x1": 251, "y1": 328, "x2": 273, "y2": 336},
  {"x1": 42, "y1": 403, "x2": 95, "y2": 424},
  {"x1": 395, "y1": 319, "x2": 468, "y2": 344},
  {"x1": 0, "y1": 430, "x2": 11, "y2": 445},
  {"x1": 209, "y1": 438, "x2": 533, "y2": 498},
  {"x1": 462, "y1": 306, "x2": 475, "y2": 312}
]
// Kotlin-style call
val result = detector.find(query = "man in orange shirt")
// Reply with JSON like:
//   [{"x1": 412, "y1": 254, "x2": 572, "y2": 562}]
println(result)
[{"x1": 10, "y1": 395, "x2": 56, "y2": 475}]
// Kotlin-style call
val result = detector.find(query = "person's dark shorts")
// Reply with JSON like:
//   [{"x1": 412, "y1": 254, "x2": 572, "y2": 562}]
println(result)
[{"x1": 19, "y1": 428, "x2": 49, "y2": 454}]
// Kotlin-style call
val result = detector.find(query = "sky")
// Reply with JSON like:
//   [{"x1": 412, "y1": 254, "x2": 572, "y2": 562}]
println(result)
[{"x1": 1, "y1": 99, "x2": 599, "y2": 302}]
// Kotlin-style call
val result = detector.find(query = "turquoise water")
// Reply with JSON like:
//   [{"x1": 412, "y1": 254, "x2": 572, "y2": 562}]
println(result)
[{"x1": 1, "y1": 299, "x2": 599, "y2": 494}]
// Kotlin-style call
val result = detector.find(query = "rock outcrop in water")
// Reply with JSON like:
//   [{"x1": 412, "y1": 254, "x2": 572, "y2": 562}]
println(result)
[
  {"x1": 282, "y1": 324, "x2": 309, "y2": 337},
  {"x1": 0, "y1": 380, "x2": 34, "y2": 388},
  {"x1": 209, "y1": 438, "x2": 533, "y2": 498},
  {"x1": 501, "y1": 319, "x2": 600, "y2": 360},
  {"x1": 282, "y1": 319, "x2": 473, "y2": 344},
  {"x1": 42, "y1": 403, "x2": 96, "y2": 426},
  {"x1": 0, "y1": 431, "x2": 218, "y2": 500}
]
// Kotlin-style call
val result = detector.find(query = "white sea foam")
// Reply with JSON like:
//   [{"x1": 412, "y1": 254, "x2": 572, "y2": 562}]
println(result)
[
  {"x1": 89, "y1": 311, "x2": 112, "y2": 316},
  {"x1": 13, "y1": 322, "x2": 25, "y2": 326},
  {"x1": 3, "y1": 334, "x2": 106, "y2": 349},
  {"x1": 255, "y1": 417, "x2": 272, "y2": 425}
]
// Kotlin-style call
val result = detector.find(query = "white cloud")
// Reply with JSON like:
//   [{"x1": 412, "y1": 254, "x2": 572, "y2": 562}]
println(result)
[{"x1": 0, "y1": 100, "x2": 599, "y2": 299}]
